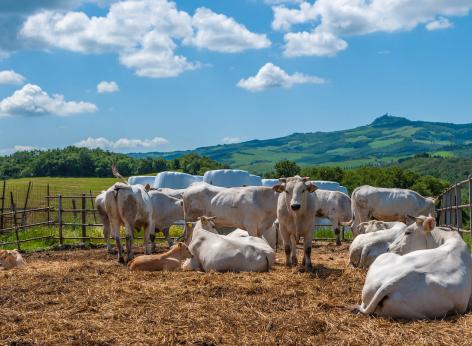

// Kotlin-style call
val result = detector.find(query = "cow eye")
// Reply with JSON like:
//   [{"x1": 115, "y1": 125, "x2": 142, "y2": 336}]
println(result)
[
  {"x1": 405, "y1": 231, "x2": 411, "y2": 235},
  {"x1": 302, "y1": 189, "x2": 306, "y2": 193}
]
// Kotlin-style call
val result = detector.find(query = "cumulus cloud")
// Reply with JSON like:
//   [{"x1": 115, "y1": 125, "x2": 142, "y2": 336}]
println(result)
[
  {"x1": 0, "y1": 70, "x2": 26, "y2": 84},
  {"x1": 189, "y1": 8, "x2": 270, "y2": 53},
  {"x1": 0, "y1": 145, "x2": 39, "y2": 155},
  {"x1": 272, "y1": 0, "x2": 471, "y2": 57},
  {"x1": 237, "y1": 62, "x2": 325, "y2": 92},
  {"x1": 222, "y1": 137, "x2": 244, "y2": 144},
  {"x1": 426, "y1": 17, "x2": 453, "y2": 31},
  {"x1": 96, "y1": 80, "x2": 119, "y2": 93},
  {"x1": 0, "y1": 83, "x2": 97, "y2": 117},
  {"x1": 20, "y1": 0, "x2": 270, "y2": 78},
  {"x1": 75, "y1": 136, "x2": 168, "y2": 151}
]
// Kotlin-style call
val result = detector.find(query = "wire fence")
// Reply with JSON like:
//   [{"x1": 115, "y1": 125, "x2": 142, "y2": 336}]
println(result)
[{"x1": 436, "y1": 176, "x2": 472, "y2": 237}]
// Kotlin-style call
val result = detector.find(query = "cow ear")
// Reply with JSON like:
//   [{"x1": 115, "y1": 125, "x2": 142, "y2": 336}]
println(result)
[
  {"x1": 272, "y1": 183, "x2": 285, "y2": 193},
  {"x1": 423, "y1": 217, "x2": 436, "y2": 232},
  {"x1": 415, "y1": 216, "x2": 424, "y2": 225},
  {"x1": 306, "y1": 182, "x2": 318, "y2": 193},
  {"x1": 302, "y1": 176, "x2": 310, "y2": 182}
]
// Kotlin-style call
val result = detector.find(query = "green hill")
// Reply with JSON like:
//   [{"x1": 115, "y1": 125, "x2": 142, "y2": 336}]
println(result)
[{"x1": 132, "y1": 114, "x2": 472, "y2": 173}]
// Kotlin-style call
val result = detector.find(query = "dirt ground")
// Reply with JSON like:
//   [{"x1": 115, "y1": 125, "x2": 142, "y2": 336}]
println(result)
[{"x1": 1, "y1": 243, "x2": 472, "y2": 345}]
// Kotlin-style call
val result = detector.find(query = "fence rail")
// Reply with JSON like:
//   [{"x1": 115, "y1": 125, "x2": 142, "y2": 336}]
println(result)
[{"x1": 436, "y1": 176, "x2": 472, "y2": 237}]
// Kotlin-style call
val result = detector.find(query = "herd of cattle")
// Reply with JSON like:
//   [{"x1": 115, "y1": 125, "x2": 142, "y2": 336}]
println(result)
[{"x1": 2, "y1": 171, "x2": 471, "y2": 321}]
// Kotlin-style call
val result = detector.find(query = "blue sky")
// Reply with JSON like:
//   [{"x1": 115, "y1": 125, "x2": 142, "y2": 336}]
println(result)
[{"x1": 0, "y1": 0, "x2": 471, "y2": 154}]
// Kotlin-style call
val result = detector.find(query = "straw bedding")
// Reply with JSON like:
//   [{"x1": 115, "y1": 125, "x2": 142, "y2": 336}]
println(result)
[{"x1": 1, "y1": 243, "x2": 472, "y2": 345}]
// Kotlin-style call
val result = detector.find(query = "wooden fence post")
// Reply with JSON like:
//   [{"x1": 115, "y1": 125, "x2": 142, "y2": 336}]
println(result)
[
  {"x1": 0, "y1": 179, "x2": 5, "y2": 230},
  {"x1": 81, "y1": 193, "x2": 87, "y2": 242},
  {"x1": 58, "y1": 194, "x2": 63, "y2": 246},
  {"x1": 89, "y1": 190, "x2": 97, "y2": 224},
  {"x1": 21, "y1": 181, "x2": 32, "y2": 227},
  {"x1": 10, "y1": 192, "x2": 21, "y2": 251},
  {"x1": 46, "y1": 184, "x2": 51, "y2": 225}
]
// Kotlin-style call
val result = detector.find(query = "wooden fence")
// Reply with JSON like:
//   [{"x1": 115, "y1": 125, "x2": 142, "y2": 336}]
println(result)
[{"x1": 436, "y1": 176, "x2": 472, "y2": 237}]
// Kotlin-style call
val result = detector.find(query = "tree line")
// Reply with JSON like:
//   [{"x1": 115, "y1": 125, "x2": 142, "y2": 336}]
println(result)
[
  {"x1": 0, "y1": 147, "x2": 450, "y2": 196},
  {"x1": 0, "y1": 147, "x2": 227, "y2": 179},
  {"x1": 265, "y1": 159, "x2": 449, "y2": 197}
]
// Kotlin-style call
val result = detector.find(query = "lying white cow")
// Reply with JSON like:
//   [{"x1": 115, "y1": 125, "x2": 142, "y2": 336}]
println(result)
[
  {"x1": 314, "y1": 190, "x2": 352, "y2": 246},
  {"x1": 355, "y1": 220, "x2": 403, "y2": 236},
  {"x1": 349, "y1": 222, "x2": 406, "y2": 268},
  {"x1": 358, "y1": 216, "x2": 472, "y2": 319},
  {"x1": 183, "y1": 217, "x2": 275, "y2": 272},
  {"x1": 351, "y1": 185, "x2": 436, "y2": 232}
]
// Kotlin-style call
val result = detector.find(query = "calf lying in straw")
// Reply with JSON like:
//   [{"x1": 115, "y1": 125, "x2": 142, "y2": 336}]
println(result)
[
  {"x1": 0, "y1": 249, "x2": 25, "y2": 270},
  {"x1": 128, "y1": 243, "x2": 191, "y2": 271}
]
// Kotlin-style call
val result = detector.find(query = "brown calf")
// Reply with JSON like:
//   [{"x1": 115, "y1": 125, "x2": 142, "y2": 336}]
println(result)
[{"x1": 127, "y1": 243, "x2": 192, "y2": 271}]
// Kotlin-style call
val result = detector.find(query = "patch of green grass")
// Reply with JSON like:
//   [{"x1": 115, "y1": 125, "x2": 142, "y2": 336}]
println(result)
[{"x1": 369, "y1": 138, "x2": 404, "y2": 149}]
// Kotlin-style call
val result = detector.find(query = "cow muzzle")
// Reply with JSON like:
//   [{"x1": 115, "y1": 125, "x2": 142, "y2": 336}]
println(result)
[{"x1": 290, "y1": 203, "x2": 301, "y2": 211}]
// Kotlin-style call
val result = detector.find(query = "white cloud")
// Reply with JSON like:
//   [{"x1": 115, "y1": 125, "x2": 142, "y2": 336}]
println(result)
[
  {"x1": 75, "y1": 136, "x2": 168, "y2": 151},
  {"x1": 237, "y1": 62, "x2": 325, "y2": 92},
  {"x1": 222, "y1": 137, "x2": 244, "y2": 144},
  {"x1": 426, "y1": 17, "x2": 453, "y2": 31},
  {"x1": 273, "y1": 0, "x2": 471, "y2": 57},
  {"x1": 189, "y1": 8, "x2": 271, "y2": 53},
  {"x1": 0, "y1": 70, "x2": 26, "y2": 85},
  {"x1": 265, "y1": 0, "x2": 303, "y2": 5},
  {"x1": 20, "y1": 0, "x2": 270, "y2": 78},
  {"x1": 0, "y1": 83, "x2": 97, "y2": 117},
  {"x1": 283, "y1": 30, "x2": 347, "y2": 57},
  {"x1": 97, "y1": 80, "x2": 119, "y2": 93}
]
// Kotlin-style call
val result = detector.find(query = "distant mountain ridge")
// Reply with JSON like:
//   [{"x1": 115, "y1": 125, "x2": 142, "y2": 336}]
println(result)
[{"x1": 130, "y1": 114, "x2": 472, "y2": 173}]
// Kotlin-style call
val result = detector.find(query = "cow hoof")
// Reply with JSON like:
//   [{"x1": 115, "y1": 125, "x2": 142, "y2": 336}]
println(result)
[
  {"x1": 336, "y1": 240, "x2": 342, "y2": 246},
  {"x1": 118, "y1": 257, "x2": 125, "y2": 264}
]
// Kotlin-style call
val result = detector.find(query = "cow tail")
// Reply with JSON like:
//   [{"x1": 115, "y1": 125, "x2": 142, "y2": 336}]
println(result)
[
  {"x1": 265, "y1": 255, "x2": 270, "y2": 272},
  {"x1": 357, "y1": 279, "x2": 398, "y2": 315}
]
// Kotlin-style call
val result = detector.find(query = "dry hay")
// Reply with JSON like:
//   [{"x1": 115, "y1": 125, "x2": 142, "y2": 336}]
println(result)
[{"x1": 1, "y1": 243, "x2": 472, "y2": 345}]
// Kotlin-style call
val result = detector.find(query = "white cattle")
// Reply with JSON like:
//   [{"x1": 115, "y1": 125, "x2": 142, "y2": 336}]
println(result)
[
  {"x1": 349, "y1": 222, "x2": 406, "y2": 268},
  {"x1": 183, "y1": 217, "x2": 275, "y2": 272},
  {"x1": 356, "y1": 220, "x2": 404, "y2": 235},
  {"x1": 182, "y1": 183, "x2": 279, "y2": 247},
  {"x1": 273, "y1": 176, "x2": 318, "y2": 272},
  {"x1": 314, "y1": 190, "x2": 352, "y2": 246},
  {"x1": 155, "y1": 187, "x2": 186, "y2": 199},
  {"x1": 359, "y1": 216, "x2": 472, "y2": 319},
  {"x1": 95, "y1": 191, "x2": 114, "y2": 254},
  {"x1": 226, "y1": 225, "x2": 278, "y2": 249},
  {"x1": 351, "y1": 185, "x2": 436, "y2": 232},
  {"x1": 104, "y1": 183, "x2": 155, "y2": 263}
]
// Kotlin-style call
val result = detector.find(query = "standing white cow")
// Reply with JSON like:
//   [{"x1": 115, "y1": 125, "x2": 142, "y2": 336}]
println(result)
[
  {"x1": 182, "y1": 183, "x2": 279, "y2": 245},
  {"x1": 358, "y1": 216, "x2": 472, "y2": 319},
  {"x1": 349, "y1": 222, "x2": 406, "y2": 268},
  {"x1": 273, "y1": 176, "x2": 318, "y2": 272},
  {"x1": 95, "y1": 190, "x2": 114, "y2": 254},
  {"x1": 104, "y1": 183, "x2": 155, "y2": 263},
  {"x1": 351, "y1": 185, "x2": 436, "y2": 233},
  {"x1": 183, "y1": 216, "x2": 275, "y2": 272},
  {"x1": 314, "y1": 190, "x2": 352, "y2": 246}
]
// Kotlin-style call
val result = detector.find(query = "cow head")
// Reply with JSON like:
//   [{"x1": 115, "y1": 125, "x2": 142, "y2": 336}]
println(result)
[
  {"x1": 172, "y1": 242, "x2": 192, "y2": 259},
  {"x1": 388, "y1": 215, "x2": 436, "y2": 255},
  {"x1": 273, "y1": 176, "x2": 317, "y2": 212},
  {"x1": 197, "y1": 216, "x2": 217, "y2": 232}
]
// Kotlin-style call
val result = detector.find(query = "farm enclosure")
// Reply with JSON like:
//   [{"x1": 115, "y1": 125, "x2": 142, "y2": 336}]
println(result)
[{"x1": 2, "y1": 245, "x2": 472, "y2": 345}]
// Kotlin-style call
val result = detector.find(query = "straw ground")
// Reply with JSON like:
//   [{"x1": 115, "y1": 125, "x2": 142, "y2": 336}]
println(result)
[{"x1": 1, "y1": 243, "x2": 472, "y2": 345}]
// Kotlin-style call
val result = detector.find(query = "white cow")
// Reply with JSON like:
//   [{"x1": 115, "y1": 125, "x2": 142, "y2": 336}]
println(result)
[
  {"x1": 182, "y1": 183, "x2": 279, "y2": 246},
  {"x1": 349, "y1": 222, "x2": 406, "y2": 268},
  {"x1": 355, "y1": 220, "x2": 404, "y2": 235},
  {"x1": 314, "y1": 190, "x2": 352, "y2": 246},
  {"x1": 104, "y1": 183, "x2": 155, "y2": 263},
  {"x1": 95, "y1": 191, "x2": 114, "y2": 254},
  {"x1": 273, "y1": 176, "x2": 318, "y2": 272},
  {"x1": 351, "y1": 185, "x2": 436, "y2": 232},
  {"x1": 183, "y1": 217, "x2": 275, "y2": 272},
  {"x1": 358, "y1": 216, "x2": 472, "y2": 319}
]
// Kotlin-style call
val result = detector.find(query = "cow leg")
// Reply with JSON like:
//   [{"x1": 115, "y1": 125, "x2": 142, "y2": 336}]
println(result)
[
  {"x1": 334, "y1": 227, "x2": 341, "y2": 246},
  {"x1": 150, "y1": 232, "x2": 157, "y2": 254},
  {"x1": 302, "y1": 235, "x2": 313, "y2": 273},
  {"x1": 290, "y1": 234, "x2": 298, "y2": 267},
  {"x1": 124, "y1": 223, "x2": 134, "y2": 262},
  {"x1": 144, "y1": 222, "x2": 154, "y2": 255},
  {"x1": 162, "y1": 227, "x2": 174, "y2": 248},
  {"x1": 279, "y1": 225, "x2": 292, "y2": 267},
  {"x1": 110, "y1": 220, "x2": 124, "y2": 263}
]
